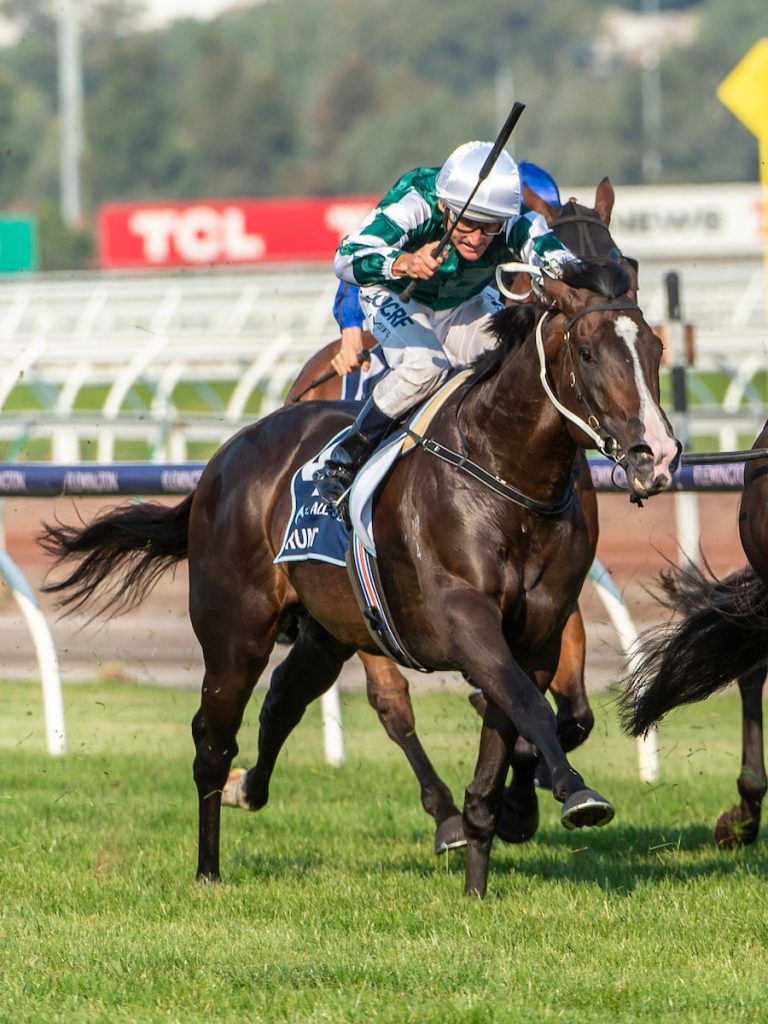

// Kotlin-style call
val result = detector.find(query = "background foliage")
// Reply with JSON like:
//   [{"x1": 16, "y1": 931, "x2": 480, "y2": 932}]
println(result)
[{"x1": 0, "y1": 0, "x2": 764, "y2": 267}]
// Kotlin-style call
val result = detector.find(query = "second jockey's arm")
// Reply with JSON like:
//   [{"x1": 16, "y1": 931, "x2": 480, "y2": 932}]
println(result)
[{"x1": 331, "y1": 326, "x2": 364, "y2": 377}]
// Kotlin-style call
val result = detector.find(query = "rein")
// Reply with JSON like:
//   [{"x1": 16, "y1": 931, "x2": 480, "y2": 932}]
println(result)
[
  {"x1": 404, "y1": 426, "x2": 575, "y2": 516},
  {"x1": 406, "y1": 297, "x2": 642, "y2": 511}
]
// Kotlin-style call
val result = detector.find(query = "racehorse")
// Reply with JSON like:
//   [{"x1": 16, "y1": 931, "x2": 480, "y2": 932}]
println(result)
[
  {"x1": 620, "y1": 421, "x2": 768, "y2": 850},
  {"x1": 285, "y1": 178, "x2": 627, "y2": 852},
  {"x1": 40, "y1": 259, "x2": 679, "y2": 897}
]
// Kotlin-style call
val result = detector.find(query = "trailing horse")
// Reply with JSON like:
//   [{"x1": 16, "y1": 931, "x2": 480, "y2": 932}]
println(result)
[
  {"x1": 620, "y1": 420, "x2": 768, "y2": 849},
  {"x1": 41, "y1": 259, "x2": 678, "y2": 896}
]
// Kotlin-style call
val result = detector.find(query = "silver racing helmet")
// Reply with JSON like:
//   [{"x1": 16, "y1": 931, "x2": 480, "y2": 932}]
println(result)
[{"x1": 436, "y1": 141, "x2": 521, "y2": 223}]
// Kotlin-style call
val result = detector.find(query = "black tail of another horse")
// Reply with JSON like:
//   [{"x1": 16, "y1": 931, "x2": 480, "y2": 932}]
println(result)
[
  {"x1": 620, "y1": 561, "x2": 768, "y2": 737},
  {"x1": 39, "y1": 495, "x2": 192, "y2": 617}
]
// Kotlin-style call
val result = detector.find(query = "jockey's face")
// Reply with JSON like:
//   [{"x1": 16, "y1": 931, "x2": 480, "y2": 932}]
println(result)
[{"x1": 439, "y1": 201, "x2": 504, "y2": 260}]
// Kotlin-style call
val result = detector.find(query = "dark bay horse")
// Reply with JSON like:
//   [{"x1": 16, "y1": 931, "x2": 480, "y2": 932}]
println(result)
[
  {"x1": 285, "y1": 179, "x2": 626, "y2": 852},
  {"x1": 620, "y1": 421, "x2": 768, "y2": 849},
  {"x1": 41, "y1": 260, "x2": 679, "y2": 896}
]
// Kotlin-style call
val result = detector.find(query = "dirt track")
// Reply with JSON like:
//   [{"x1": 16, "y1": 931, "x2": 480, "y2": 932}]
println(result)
[{"x1": 0, "y1": 488, "x2": 744, "y2": 693}]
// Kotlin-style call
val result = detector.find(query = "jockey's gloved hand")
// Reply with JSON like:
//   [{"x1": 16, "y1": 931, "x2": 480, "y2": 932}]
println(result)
[{"x1": 531, "y1": 253, "x2": 584, "y2": 302}]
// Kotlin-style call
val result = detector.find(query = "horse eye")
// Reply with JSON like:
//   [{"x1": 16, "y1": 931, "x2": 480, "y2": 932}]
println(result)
[{"x1": 577, "y1": 346, "x2": 593, "y2": 363}]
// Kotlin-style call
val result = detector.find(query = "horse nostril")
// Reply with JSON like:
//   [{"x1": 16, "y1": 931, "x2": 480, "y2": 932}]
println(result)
[{"x1": 627, "y1": 444, "x2": 653, "y2": 464}]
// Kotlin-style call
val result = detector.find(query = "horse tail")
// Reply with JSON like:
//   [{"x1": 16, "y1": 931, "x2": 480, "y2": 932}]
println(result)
[
  {"x1": 619, "y1": 560, "x2": 768, "y2": 737},
  {"x1": 39, "y1": 494, "x2": 193, "y2": 618}
]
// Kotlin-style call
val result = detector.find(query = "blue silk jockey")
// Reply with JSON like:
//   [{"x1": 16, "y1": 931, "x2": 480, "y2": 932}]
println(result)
[{"x1": 313, "y1": 143, "x2": 577, "y2": 512}]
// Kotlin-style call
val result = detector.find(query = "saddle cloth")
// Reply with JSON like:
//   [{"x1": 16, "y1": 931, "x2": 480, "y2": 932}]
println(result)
[{"x1": 274, "y1": 369, "x2": 473, "y2": 665}]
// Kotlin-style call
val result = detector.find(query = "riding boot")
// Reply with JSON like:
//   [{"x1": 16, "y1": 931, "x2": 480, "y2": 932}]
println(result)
[{"x1": 314, "y1": 396, "x2": 396, "y2": 510}]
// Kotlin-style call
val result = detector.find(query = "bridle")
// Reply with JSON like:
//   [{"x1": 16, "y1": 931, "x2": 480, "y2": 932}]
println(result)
[
  {"x1": 555, "y1": 301, "x2": 641, "y2": 463},
  {"x1": 550, "y1": 200, "x2": 623, "y2": 262},
  {"x1": 534, "y1": 300, "x2": 644, "y2": 468}
]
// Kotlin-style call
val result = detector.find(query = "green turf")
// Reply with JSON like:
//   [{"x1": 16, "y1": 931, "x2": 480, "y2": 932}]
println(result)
[{"x1": 1, "y1": 680, "x2": 766, "y2": 1023}]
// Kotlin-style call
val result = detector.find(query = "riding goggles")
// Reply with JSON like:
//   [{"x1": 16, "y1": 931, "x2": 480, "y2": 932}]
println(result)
[{"x1": 446, "y1": 211, "x2": 506, "y2": 237}]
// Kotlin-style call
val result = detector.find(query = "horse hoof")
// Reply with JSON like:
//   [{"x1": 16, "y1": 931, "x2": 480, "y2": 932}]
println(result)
[
  {"x1": 496, "y1": 795, "x2": 539, "y2": 844},
  {"x1": 221, "y1": 767, "x2": 252, "y2": 810},
  {"x1": 434, "y1": 815, "x2": 466, "y2": 854},
  {"x1": 714, "y1": 808, "x2": 758, "y2": 849},
  {"x1": 561, "y1": 789, "x2": 614, "y2": 831}
]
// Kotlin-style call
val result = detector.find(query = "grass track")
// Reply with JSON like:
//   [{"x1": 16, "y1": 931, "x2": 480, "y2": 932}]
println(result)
[{"x1": 1, "y1": 680, "x2": 767, "y2": 1023}]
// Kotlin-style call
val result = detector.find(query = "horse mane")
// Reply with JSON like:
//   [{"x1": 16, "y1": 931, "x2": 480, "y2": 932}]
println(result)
[
  {"x1": 561, "y1": 257, "x2": 630, "y2": 298},
  {"x1": 469, "y1": 304, "x2": 537, "y2": 381}
]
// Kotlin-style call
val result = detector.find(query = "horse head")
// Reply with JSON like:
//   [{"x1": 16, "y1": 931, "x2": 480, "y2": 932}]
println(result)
[
  {"x1": 540, "y1": 259, "x2": 680, "y2": 500},
  {"x1": 524, "y1": 178, "x2": 626, "y2": 264},
  {"x1": 500, "y1": 179, "x2": 637, "y2": 305}
]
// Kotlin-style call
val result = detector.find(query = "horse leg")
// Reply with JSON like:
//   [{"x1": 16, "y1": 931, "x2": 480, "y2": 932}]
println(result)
[
  {"x1": 193, "y1": 651, "x2": 272, "y2": 882},
  {"x1": 493, "y1": 608, "x2": 593, "y2": 841},
  {"x1": 495, "y1": 737, "x2": 540, "y2": 844},
  {"x1": 465, "y1": 606, "x2": 594, "y2": 789},
  {"x1": 714, "y1": 665, "x2": 767, "y2": 849},
  {"x1": 464, "y1": 700, "x2": 518, "y2": 896},
  {"x1": 360, "y1": 651, "x2": 465, "y2": 853},
  {"x1": 535, "y1": 605, "x2": 594, "y2": 788},
  {"x1": 449, "y1": 605, "x2": 613, "y2": 896},
  {"x1": 550, "y1": 606, "x2": 594, "y2": 751},
  {"x1": 238, "y1": 615, "x2": 354, "y2": 813}
]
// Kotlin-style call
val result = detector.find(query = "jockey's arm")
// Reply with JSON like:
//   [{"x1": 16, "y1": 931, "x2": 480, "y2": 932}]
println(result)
[
  {"x1": 332, "y1": 326, "x2": 365, "y2": 377},
  {"x1": 508, "y1": 207, "x2": 579, "y2": 278}
]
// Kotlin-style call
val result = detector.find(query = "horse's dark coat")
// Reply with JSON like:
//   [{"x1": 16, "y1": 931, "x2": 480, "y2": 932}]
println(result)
[{"x1": 41, "y1": 257, "x2": 677, "y2": 896}]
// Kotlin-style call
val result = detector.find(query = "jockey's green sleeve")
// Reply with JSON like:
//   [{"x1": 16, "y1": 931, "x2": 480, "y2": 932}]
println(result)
[{"x1": 334, "y1": 167, "x2": 575, "y2": 311}]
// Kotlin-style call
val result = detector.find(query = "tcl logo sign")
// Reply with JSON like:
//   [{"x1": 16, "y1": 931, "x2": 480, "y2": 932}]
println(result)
[
  {"x1": 130, "y1": 206, "x2": 266, "y2": 264},
  {"x1": 98, "y1": 196, "x2": 376, "y2": 269}
]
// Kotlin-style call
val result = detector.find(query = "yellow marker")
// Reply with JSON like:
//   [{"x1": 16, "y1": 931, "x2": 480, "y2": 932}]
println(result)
[{"x1": 718, "y1": 38, "x2": 768, "y2": 320}]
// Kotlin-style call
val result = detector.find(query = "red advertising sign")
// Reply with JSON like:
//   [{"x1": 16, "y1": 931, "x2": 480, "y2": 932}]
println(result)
[{"x1": 98, "y1": 196, "x2": 378, "y2": 269}]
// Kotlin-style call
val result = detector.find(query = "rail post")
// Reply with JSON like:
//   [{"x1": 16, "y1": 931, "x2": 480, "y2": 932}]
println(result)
[{"x1": 665, "y1": 271, "x2": 701, "y2": 569}]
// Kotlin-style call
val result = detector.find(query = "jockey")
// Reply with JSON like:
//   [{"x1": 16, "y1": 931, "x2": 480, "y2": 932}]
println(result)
[
  {"x1": 328, "y1": 160, "x2": 562, "y2": 374},
  {"x1": 314, "y1": 142, "x2": 578, "y2": 511}
]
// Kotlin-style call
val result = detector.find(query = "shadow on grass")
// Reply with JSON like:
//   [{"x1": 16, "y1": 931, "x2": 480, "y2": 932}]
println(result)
[
  {"x1": 224, "y1": 818, "x2": 768, "y2": 895},
  {"x1": 382, "y1": 821, "x2": 768, "y2": 894}
]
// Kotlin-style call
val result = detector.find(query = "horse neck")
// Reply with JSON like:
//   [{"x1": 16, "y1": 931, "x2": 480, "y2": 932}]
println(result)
[{"x1": 464, "y1": 321, "x2": 577, "y2": 500}]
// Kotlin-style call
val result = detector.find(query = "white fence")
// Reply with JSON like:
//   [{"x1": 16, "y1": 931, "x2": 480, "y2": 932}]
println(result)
[{"x1": 0, "y1": 260, "x2": 765, "y2": 461}]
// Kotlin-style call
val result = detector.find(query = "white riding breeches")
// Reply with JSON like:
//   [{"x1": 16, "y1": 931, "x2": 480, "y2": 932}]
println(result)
[{"x1": 358, "y1": 285, "x2": 504, "y2": 418}]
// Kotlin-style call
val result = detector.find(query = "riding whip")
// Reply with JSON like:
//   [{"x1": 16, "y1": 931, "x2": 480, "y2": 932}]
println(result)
[
  {"x1": 289, "y1": 348, "x2": 371, "y2": 403},
  {"x1": 401, "y1": 101, "x2": 526, "y2": 302}
]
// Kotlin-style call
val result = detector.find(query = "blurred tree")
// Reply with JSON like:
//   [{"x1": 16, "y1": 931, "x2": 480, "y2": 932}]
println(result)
[
  {"x1": 312, "y1": 52, "x2": 380, "y2": 155},
  {"x1": 84, "y1": 34, "x2": 182, "y2": 204},
  {"x1": 176, "y1": 30, "x2": 297, "y2": 197},
  {"x1": 0, "y1": 0, "x2": 146, "y2": 37},
  {"x1": 0, "y1": 0, "x2": 765, "y2": 234},
  {"x1": 37, "y1": 198, "x2": 94, "y2": 270},
  {"x1": 0, "y1": 0, "x2": 55, "y2": 35}
]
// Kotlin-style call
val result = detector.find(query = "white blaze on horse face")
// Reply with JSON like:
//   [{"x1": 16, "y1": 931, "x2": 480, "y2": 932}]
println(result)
[{"x1": 614, "y1": 315, "x2": 677, "y2": 480}]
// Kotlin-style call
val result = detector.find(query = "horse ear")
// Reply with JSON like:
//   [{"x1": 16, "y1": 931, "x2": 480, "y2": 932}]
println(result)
[
  {"x1": 541, "y1": 276, "x2": 581, "y2": 317},
  {"x1": 624, "y1": 258, "x2": 639, "y2": 302},
  {"x1": 523, "y1": 183, "x2": 557, "y2": 226},
  {"x1": 594, "y1": 177, "x2": 615, "y2": 225}
]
